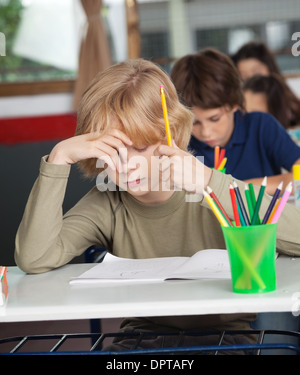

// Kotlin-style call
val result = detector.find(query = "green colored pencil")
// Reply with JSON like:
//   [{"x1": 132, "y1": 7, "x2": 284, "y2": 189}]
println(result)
[
  {"x1": 248, "y1": 183, "x2": 256, "y2": 207},
  {"x1": 244, "y1": 184, "x2": 254, "y2": 219},
  {"x1": 251, "y1": 177, "x2": 267, "y2": 225}
]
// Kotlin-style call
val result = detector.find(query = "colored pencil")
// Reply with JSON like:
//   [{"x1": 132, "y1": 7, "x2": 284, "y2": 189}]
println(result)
[
  {"x1": 248, "y1": 183, "x2": 257, "y2": 209},
  {"x1": 160, "y1": 85, "x2": 172, "y2": 147},
  {"x1": 244, "y1": 184, "x2": 254, "y2": 219},
  {"x1": 203, "y1": 190, "x2": 229, "y2": 227},
  {"x1": 229, "y1": 183, "x2": 241, "y2": 227},
  {"x1": 233, "y1": 180, "x2": 250, "y2": 226},
  {"x1": 267, "y1": 198, "x2": 281, "y2": 224},
  {"x1": 251, "y1": 176, "x2": 267, "y2": 225},
  {"x1": 236, "y1": 201, "x2": 246, "y2": 226},
  {"x1": 214, "y1": 146, "x2": 220, "y2": 169},
  {"x1": 217, "y1": 157, "x2": 227, "y2": 171},
  {"x1": 262, "y1": 181, "x2": 283, "y2": 224},
  {"x1": 218, "y1": 148, "x2": 226, "y2": 168},
  {"x1": 248, "y1": 182, "x2": 261, "y2": 224},
  {"x1": 271, "y1": 181, "x2": 293, "y2": 223},
  {"x1": 207, "y1": 186, "x2": 233, "y2": 226},
  {"x1": 0, "y1": 266, "x2": 5, "y2": 280}
]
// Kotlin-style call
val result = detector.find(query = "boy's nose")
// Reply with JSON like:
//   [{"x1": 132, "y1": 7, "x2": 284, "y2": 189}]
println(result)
[
  {"x1": 201, "y1": 123, "x2": 214, "y2": 139},
  {"x1": 119, "y1": 148, "x2": 140, "y2": 173}
]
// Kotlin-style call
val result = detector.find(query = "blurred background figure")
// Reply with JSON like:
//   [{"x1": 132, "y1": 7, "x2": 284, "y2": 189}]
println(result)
[
  {"x1": 243, "y1": 73, "x2": 300, "y2": 130},
  {"x1": 233, "y1": 40, "x2": 300, "y2": 144},
  {"x1": 231, "y1": 40, "x2": 282, "y2": 82}
]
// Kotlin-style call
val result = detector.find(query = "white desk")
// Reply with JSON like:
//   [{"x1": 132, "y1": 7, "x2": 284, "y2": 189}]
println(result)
[{"x1": 1, "y1": 256, "x2": 300, "y2": 323}]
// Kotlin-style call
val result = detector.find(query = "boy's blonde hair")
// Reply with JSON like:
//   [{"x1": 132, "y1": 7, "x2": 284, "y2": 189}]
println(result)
[{"x1": 75, "y1": 59, "x2": 193, "y2": 177}]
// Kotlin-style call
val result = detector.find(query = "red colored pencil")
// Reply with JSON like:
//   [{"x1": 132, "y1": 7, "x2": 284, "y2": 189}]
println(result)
[
  {"x1": 207, "y1": 186, "x2": 233, "y2": 226},
  {"x1": 229, "y1": 183, "x2": 241, "y2": 227},
  {"x1": 217, "y1": 148, "x2": 226, "y2": 169}
]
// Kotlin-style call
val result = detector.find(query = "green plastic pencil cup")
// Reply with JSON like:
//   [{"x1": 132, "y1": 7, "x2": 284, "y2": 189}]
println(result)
[{"x1": 221, "y1": 224, "x2": 277, "y2": 294}]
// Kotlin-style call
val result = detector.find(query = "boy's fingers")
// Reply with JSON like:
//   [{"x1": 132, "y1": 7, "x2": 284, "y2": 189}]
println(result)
[
  {"x1": 156, "y1": 144, "x2": 178, "y2": 157},
  {"x1": 119, "y1": 147, "x2": 128, "y2": 165},
  {"x1": 92, "y1": 130, "x2": 133, "y2": 149},
  {"x1": 110, "y1": 129, "x2": 133, "y2": 145},
  {"x1": 159, "y1": 155, "x2": 171, "y2": 172},
  {"x1": 94, "y1": 142, "x2": 123, "y2": 173}
]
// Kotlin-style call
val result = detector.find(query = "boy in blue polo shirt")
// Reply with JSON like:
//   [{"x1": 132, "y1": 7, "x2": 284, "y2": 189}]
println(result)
[{"x1": 170, "y1": 48, "x2": 300, "y2": 195}]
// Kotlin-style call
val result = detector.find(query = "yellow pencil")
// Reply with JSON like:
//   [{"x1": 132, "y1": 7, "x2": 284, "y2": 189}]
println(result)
[
  {"x1": 160, "y1": 85, "x2": 173, "y2": 147},
  {"x1": 203, "y1": 190, "x2": 229, "y2": 227},
  {"x1": 217, "y1": 157, "x2": 227, "y2": 171}
]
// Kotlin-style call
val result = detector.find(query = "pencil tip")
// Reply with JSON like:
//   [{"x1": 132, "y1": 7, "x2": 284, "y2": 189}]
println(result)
[{"x1": 262, "y1": 176, "x2": 267, "y2": 185}]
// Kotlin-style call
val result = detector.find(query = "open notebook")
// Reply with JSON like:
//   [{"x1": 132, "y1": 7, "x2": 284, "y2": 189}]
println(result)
[{"x1": 70, "y1": 249, "x2": 231, "y2": 285}]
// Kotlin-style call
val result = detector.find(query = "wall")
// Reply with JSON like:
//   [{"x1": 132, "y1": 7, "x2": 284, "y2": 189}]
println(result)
[
  {"x1": 0, "y1": 93, "x2": 73, "y2": 119},
  {"x1": 0, "y1": 78, "x2": 299, "y2": 120}
]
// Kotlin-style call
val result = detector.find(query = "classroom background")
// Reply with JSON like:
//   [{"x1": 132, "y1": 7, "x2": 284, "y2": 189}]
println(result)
[
  {"x1": 1, "y1": 0, "x2": 300, "y2": 267},
  {"x1": 1, "y1": 0, "x2": 300, "y2": 354}
]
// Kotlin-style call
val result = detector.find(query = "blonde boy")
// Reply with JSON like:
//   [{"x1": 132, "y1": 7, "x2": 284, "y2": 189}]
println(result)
[{"x1": 15, "y1": 59, "x2": 300, "y2": 352}]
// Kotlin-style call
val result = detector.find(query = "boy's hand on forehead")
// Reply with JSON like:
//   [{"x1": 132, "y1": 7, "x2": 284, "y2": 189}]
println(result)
[
  {"x1": 93, "y1": 129, "x2": 132, "y2": 172},
  {"x1": 47, "y1": 129, "x2": 132, "y2": 171},
  {"x1": 156, "y1": 142, "x2": 212, "y2": 193}
]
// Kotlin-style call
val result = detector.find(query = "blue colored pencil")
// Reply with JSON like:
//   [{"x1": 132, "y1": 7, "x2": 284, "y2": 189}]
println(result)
[
  {"x1": 233, "y1": 180, "x2": 250, "y2": 226},
  {"x1": 236, "y1": 199, "x2": 246, "y2": 226},
  {"x1": 262, "y1": 181, "x2": 283, "y2": 224}
]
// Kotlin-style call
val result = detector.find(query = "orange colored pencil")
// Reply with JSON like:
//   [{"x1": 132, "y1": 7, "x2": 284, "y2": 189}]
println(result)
[
  {"x1": 214, "y1": 146, "x2": 220, "y2": 169},
  {"x1": 267, "y1": 198, "x2": 281, "y2": 224}
]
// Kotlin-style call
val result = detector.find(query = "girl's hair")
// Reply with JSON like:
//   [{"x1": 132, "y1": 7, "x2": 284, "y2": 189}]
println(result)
[
  {"x1": 243, "y1": 73, "x2": 300, "y2": 129},
  {"x1": 170, "y1": 48, "x2": 244, "y2": 110},
  {"x1": 75, "y1": 59, "x2": 193, "y2": 177},
  {"x1": 231, "y1": 41, "x2": 281, "y2": 76}
]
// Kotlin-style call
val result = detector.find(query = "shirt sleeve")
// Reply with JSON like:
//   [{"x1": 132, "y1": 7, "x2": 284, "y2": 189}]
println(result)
[{"x1": 15, "y1": 156, "x2": 112, "y2": 273}]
